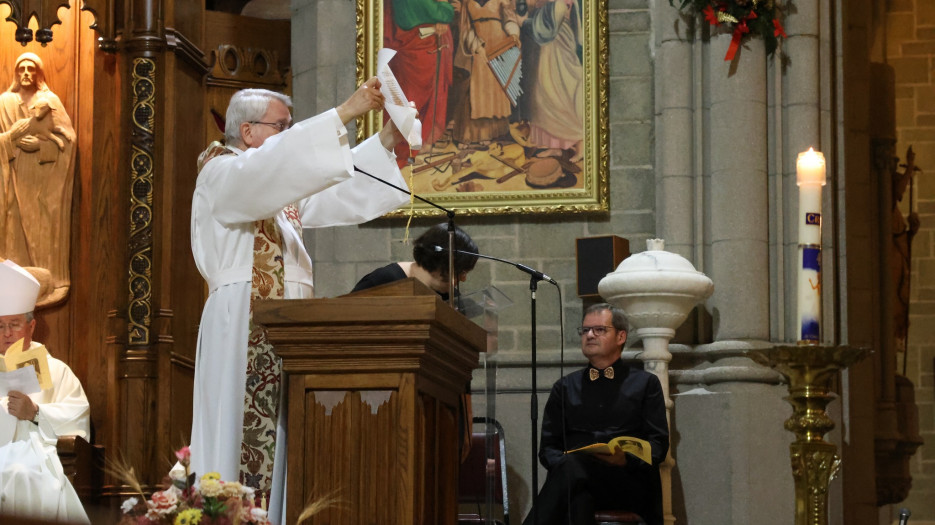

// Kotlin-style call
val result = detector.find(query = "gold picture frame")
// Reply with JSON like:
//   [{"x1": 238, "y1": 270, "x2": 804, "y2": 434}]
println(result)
[{"x1": 355, "y1": 0, "x2": 609, "y2": 216}]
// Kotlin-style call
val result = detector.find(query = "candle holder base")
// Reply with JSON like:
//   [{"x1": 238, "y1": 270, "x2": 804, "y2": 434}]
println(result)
[{"x1": 749, "y1": 345, "x2": 867, "y2": 525}]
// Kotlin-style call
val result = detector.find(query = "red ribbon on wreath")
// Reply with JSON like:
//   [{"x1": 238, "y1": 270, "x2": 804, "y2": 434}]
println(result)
[
  {"x1": 773, "y1": 19, "x2": 787, "y2": 38},
  {"x1": 724, "y1": 11, "x2": 756, "y2": 61}
]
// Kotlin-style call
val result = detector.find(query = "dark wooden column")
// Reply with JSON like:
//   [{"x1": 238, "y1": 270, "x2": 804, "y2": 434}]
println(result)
[{"x1": 117, "y1": 0, "x2": 166, "y2": 489}]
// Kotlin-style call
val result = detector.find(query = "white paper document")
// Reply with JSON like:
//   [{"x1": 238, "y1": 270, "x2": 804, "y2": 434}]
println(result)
[
  {"x1": 0, "y1": 365, "x2": 41, "y2": 395},
  {"x1": 376, "y1": 48, "x2": 422, "y2": 149}
]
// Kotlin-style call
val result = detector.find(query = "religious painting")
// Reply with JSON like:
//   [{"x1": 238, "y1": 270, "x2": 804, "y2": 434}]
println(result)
[{"x1": 356, "y1": 0, "x2": 609, "y2": 215}]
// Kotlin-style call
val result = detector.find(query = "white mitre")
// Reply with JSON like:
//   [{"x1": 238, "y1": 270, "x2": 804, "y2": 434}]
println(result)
[{"x1": 0, "y1": 259, "x2": 40, "y2": 316}]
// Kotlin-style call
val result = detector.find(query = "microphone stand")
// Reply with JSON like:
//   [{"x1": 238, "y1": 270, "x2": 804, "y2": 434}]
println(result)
[
  {"x1": 437, "y1": 246, "x2": 557, "y2": 524},
  {"x1": 353, "y1": 165, "x2": 456, "y2": 307}
]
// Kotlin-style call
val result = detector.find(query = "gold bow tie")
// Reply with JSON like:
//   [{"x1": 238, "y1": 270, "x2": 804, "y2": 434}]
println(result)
[{"x1": 589, "y1": 366, "x2": 615, "y2": 381}]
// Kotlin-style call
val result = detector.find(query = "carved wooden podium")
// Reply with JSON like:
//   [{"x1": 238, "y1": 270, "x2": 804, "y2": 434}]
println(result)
[{"x1": 254, "y1": 279, "x2": 486, "y2": 525}]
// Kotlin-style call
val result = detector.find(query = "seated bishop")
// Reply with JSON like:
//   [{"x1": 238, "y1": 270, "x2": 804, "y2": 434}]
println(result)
[{"x1": 0, "y1": 260, "x2": 91, "y2": 523}]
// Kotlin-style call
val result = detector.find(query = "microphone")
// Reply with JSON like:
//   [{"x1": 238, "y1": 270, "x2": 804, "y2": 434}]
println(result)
[
  {"x1": 898, "y1": 508, "x2": 911, "y2": 525},
  {"x1": 432, "y1": 245, "x2": 557, "y2": 285}
]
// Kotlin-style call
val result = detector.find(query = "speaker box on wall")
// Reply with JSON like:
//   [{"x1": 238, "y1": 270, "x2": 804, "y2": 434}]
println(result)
[{"x1": 576, "y1": 236, "x2": 630, "y2": 298}]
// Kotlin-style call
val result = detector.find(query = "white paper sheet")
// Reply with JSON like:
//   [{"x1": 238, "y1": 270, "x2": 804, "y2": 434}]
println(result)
[
  {"x1": 0, "y1": 365, "x2": 41, "y2": 395},
  {"x1": 376, "y1": 48, "x2": 422, "y2": 149}
]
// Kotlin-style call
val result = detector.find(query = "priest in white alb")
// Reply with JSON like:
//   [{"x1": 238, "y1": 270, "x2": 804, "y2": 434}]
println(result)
[
  {"x1": 189, "y1": 77, "x2": 412, "y2": 523},
  {"x1": 0, "y1": 259, "x2": 91, "y2": 523}
]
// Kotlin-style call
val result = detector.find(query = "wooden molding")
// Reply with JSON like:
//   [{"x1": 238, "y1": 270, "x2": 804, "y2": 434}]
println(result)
[
  {"x1": 206, "y1": 43, "x2": 288, "y2": 88},
  {"x1": 0, "y1": 0, "x2": 119, "y2": 51},
  {"x1": 165, "y1": 27, "x2": 210, "y2": 74}
]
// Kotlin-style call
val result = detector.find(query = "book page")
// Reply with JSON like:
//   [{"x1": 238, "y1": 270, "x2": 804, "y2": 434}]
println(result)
[
  {"x1": 376, "y1": 48, "x2": 422, "y2": 149},
  {"x1": 0, "y1": 365, "x2": 42, "y2": 395},
  {"x1": 566, "y1": 436, "x2": 652, "y2": 465},
  {"x1": 3, "y1": 342, "x2": 52, "y2": 391}
]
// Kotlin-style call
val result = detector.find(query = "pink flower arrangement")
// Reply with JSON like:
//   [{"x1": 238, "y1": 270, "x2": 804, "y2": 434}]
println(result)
[{"x1": 115, "y1": 447, "x2": 271, "y2": 525}]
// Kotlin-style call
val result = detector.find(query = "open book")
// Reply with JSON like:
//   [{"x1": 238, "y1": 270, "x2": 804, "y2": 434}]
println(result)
[
  {"x1": 566, "y1": 436, "x2": 652, "y2": 465},
  {"x1": 0, "y1": 338, "x2": 52, "y2": 391}
]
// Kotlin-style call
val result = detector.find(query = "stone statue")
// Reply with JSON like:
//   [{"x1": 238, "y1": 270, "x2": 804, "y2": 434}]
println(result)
[{"x1": 0, "y1": 52, "x2": 76, "y2": 307}]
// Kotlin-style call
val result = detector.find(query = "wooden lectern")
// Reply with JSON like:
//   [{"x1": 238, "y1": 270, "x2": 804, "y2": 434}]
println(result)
[{"x1": 254, "y1": 279, "x2": 486, "y2": 525}]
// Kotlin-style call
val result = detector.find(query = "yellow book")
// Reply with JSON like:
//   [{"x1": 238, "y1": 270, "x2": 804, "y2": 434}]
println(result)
[
  {"x1": 565, "y1": 436, "x2": 652, "y2": 465},
  {"x1": 0, "y1": 338, "x2": 52, "y2": 391}
]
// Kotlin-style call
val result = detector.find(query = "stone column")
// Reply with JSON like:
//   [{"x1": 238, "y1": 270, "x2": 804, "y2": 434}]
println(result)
[
  {"x1": 704, "y1": 32, "x2": 770, "y2": 341},
  {"x1": 669, "y1": 25, "x2": 794, "y2": 525},
  {"x1": 654, "y1": 6, "x2": 696, "y2": 261}
]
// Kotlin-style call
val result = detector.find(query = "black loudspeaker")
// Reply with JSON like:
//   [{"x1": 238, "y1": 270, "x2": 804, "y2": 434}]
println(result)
[{"x1": 576, "y1": 236, "x2": 630, "y2": 299}]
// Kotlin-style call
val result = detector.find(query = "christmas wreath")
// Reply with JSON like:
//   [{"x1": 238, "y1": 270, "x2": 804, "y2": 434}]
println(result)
[{"x1": 672, "y1": 0, "x2": 787, "y2": 61}]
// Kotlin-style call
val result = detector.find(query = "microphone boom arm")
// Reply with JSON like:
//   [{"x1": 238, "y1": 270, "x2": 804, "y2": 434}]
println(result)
[{"x1": 434, "y1": 246, "x2": 557, "y2": 285}]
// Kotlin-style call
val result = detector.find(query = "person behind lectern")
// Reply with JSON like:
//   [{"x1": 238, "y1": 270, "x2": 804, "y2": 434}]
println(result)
[
  {"x1": 0, "y1": 260, "x2": 91, "y2": 523},
  {"x1": 523, "y1": 303, "x2": 669, "y2": 525},
  {"x1": 352, "y1": 223, "x2": 480, "y2": 301},
  {"x1": 188, "y1": 79, "x2": 412, "y2": 523}
]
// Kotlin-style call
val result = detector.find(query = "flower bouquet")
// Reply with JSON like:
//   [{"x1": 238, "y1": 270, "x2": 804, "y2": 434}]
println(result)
[
  {"x1": 114, "y1": 446, "x2": 271, "y2": 525},
  {"x1": 671, "y1": 0, "x2": 787, "y2": 61}
]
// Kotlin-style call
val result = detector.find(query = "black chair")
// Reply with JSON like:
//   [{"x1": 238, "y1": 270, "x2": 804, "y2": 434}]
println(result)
[
  {"x1": 458, "y1": 417, "x2": 510, "y2": 525},
  {"x1": 595, "y1": 510, "x2": 646, "y2": 524}
]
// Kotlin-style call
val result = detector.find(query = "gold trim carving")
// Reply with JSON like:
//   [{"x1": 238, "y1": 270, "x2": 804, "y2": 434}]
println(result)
[
  {"x1": 354, "y1": 0, "x2": 610, "y2": 216},
  {"x1": 128, "y1": 57, "x2": 156, "y2": 346}
]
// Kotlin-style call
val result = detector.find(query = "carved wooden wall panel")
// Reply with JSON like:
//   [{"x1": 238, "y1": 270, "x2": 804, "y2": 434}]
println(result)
[
  {"x1": 0, "y1": 2, "x2": 122, "y2": 462},
  {"x1": 153, "y1": 46, "x2": 208, "y2": 462},
  {"x1": 0, "y1": 0, "x2": 295, "y2": 507},
  {"x1": 203, "y1": 10, "x2": 290, "y2": 144},
  {"x1": 0, "y1": 0, "x2": 81, "y2": 362}
]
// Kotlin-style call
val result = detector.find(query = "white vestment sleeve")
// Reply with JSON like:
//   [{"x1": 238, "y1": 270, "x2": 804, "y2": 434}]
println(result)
[
  {"x1": 298, "y1": 133, "x2": 410, "y2": 227},
  {"x1": 32, "y1": 360, "x2": 90, "y2": 445},
  {"x1": 204, "y1": 109, "x2": 356, "y2": 225}
]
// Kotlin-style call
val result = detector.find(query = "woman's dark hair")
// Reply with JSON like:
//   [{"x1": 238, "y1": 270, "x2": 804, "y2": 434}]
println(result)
[{"x1": 412, "y1": 224, "x2": 479, "y2": 278}]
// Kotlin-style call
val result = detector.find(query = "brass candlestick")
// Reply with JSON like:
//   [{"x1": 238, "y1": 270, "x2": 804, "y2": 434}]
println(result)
[{"x1": 750, "y1": 345, "x2": 867, "y2": 525}]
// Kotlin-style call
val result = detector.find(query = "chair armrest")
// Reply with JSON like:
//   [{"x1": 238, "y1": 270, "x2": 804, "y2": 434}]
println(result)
[{"x1": 56, "y1": 435, "x2": 104, "y2": 501}]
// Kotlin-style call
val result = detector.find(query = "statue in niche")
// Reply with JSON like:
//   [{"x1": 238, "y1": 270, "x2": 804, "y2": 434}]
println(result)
[
  {"x1": 0, "y1": 52, "x2": 76, "y2": 307},
  {"x1": 891, "y1": 146, "x2": 920, "y2": 354}
]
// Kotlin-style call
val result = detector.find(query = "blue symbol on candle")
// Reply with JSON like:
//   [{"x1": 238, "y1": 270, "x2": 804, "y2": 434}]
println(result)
[
  {"x1": 803, "y1": 247, "x2": 821, "y2": 272},
  {"x1": 805, "y1": 213, "x2": 821, "y2": 225}
]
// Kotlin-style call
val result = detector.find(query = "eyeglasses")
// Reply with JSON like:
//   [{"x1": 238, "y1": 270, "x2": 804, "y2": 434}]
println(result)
[
  {"x1": 0, "y1": 321, "x2": 27, "y2": 333},
  {"x1": 250, "y1": 120, "x2": 291, "y2": 132},
  {"x1": 577, "y1": 325, "x2": 614, "y2": 336}
]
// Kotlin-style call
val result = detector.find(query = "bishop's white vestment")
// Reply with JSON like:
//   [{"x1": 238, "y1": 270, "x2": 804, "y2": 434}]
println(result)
[
  {"x1": 0, "y1": 342, "x2": 91, "y2": 523},
  {"x1": 190, "y1": 108, "x2": 410, "y2": 523}
]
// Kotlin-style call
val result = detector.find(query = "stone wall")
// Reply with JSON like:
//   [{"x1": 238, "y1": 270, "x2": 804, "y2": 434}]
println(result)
[{"x1": 889, "y1": 0, "x2": 935, "y2": 520}]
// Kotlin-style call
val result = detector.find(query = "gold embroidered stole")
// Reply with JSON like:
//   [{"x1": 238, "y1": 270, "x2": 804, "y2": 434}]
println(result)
[
  {"x1": 239, "y1": 205, "x2": 299, "y2": 493},
  {"x1": 196, "y1": 141, "x2": 287, "y2": 493}
]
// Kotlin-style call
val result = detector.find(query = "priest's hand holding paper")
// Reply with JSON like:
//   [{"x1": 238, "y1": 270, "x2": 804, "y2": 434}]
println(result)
[
  {"x1": 6, "y1": 390, "x2": 39, "y2": 421},
  {"x1": 336, "y1": 76, "x2": 386, "y2": 125}
]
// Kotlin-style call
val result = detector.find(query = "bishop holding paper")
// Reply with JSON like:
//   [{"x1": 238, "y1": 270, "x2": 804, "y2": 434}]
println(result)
[
  {"x1": 0, "y1": 260, "x2": 91, "y2": 523},
  {"x1": 188, "y1": 77, "x2": 412, "y2": 523}
]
